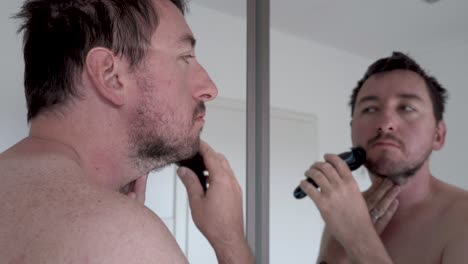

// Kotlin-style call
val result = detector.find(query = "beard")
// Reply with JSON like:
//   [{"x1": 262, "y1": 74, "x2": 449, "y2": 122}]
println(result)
[
  {"x1": 128, "y1": 95, "x2": 206, "y2": 173},
  {"x1": 364, "y1": 133, "x2": 432, "y2": 185}
]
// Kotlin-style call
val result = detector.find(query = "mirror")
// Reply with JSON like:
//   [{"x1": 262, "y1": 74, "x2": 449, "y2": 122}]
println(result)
[{"x1": 269, "y1": 0, "x2": 467, "y2": 262}]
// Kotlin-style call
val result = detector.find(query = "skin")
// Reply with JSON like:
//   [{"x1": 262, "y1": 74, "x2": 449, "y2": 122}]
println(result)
[
  {"x1": 0, "y1": 0, "x2": 253, "y2": 263},
  {"x1": 301, "y1": 70, "x2": 468, "y2": 263}
]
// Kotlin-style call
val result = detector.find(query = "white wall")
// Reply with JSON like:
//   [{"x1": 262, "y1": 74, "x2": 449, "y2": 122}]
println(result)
[
  {"x1": 0, "y1": 1, "x2": 28, "y2": 151},
  {"x1": 412, "y1": 43, "x2": 468, "y2": 189}
]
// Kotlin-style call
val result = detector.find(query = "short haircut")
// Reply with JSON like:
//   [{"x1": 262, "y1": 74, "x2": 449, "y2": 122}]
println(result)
[
  {"x1": 349, "y1": 51, "x2": 448, "y2": 122},
  {"x1": 15, "y1": 0, "x2": 187, "y2": 121}
]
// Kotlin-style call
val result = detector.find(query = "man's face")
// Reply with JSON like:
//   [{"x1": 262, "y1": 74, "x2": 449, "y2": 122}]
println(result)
[
  {"x1": 127, "y1": 0, "x2": 218, "y2": 170},
  {"x1": 351, "y1": 70, "x2": 445, "y2": 185}
]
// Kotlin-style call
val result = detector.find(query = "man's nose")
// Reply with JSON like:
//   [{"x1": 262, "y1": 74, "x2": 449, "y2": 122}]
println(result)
[
  {"x1": 193, "y1": 64, "x2": 218, "y2": 102},
  {"x1": 376, "y1": 111, "x2": 397, "y2": 133}
]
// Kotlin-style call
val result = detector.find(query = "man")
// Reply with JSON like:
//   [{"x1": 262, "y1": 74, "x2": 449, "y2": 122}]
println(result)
[
  {"x1": 0, "y1": 0, "x2": 253, "y2": 263},
  {"x1": 300, "y1": 52, "x2": 468, "y2": 263}
]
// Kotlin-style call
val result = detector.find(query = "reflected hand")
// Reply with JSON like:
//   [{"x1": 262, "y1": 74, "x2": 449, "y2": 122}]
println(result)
[
  {"x1": 314, "y1": 167, "x2": 400, "y2": 264},
  {"x1": 363, "y1": 178, "x2": 400, "y2": 234},
  {"x1": 300, "y1": 153, "x2": 371, "y2": 245}
]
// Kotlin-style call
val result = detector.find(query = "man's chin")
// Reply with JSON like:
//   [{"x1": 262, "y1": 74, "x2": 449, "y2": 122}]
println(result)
[
  {"x1": 175, "y1": 137, "x2": 201, "y2": 162},
  {"x1": 389, "y1": 176, "x2": 409, "y2": 186},
  {"x1": 371, "y1": 166, "x2": 412, "y2": 186}
]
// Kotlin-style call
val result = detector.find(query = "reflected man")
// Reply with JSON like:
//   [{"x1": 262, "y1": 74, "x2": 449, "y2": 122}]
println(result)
[{"x1": 301, "y1": 52, "x2": 468, "y2": 263}]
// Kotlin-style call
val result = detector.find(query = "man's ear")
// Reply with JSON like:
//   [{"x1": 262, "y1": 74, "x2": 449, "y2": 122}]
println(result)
[
  {"x1": 433, "y1": 120, "x2": 446, "y2": 151},
  {"x1": 85, "y1": 47, "x2": 129, "y2": 106}
]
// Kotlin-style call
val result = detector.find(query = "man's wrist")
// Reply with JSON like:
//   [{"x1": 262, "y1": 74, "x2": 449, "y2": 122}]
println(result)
[{"x1": 212, "y1": 236, "x2": 254, "y2": 264}]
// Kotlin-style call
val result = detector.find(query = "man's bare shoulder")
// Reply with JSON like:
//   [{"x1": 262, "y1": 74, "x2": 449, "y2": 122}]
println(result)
[
  {"x1": 438, "y1": 180, "x2": 468, "y2": 216},
  {"x1": 51, "y1": 192, "x2": 189, "y2": 264},
  {"x1": 437, "y1": 183, "x2": 468, "y2": 262},
  {"x1": 0, "y1": 148, "x2": 188, "y2": 263}
]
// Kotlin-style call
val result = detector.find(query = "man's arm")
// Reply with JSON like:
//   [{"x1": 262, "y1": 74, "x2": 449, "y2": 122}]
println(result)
[{"x1": 177, "y1": 140, "x2": 254, "y2": 264}]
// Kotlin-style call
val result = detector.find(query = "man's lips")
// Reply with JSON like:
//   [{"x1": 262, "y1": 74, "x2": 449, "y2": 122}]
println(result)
[
  {"x1": 195, "y1": 112, "x2": 206, "y2": 122},
  {"x1": 370, "y1": 140, "x2": 401, "y2": 149}
]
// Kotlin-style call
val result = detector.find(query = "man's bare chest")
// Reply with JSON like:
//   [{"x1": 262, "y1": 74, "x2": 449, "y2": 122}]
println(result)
[{"x1": 381, "y1": 215, "x2": 448, "y2": 264}]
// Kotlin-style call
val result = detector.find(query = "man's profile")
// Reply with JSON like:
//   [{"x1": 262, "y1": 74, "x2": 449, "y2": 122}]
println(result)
[{"x1": 0, "y1": 0, "x2": 253, "y2": 263}]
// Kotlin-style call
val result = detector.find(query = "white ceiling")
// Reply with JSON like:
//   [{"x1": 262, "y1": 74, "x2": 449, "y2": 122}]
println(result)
[{"x1": 191, "y1": 0, "x2": 468, "y2": 59}]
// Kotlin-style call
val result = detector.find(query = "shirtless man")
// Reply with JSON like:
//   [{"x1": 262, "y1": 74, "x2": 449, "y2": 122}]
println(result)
[
  {"x1": 0, "y1": 0, "x2": 253, "y2": 263},
  {"x1": 299, "y1": 52, "x2": 468, "y2": 263}
]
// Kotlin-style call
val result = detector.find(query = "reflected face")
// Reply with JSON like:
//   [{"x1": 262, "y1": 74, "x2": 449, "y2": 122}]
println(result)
[
  {"x1": 127, "y1": 0, "x2": 218, "y2": 170},
  {"x1": 351, "y1": 70, "x2": 445, "y2": 184}
]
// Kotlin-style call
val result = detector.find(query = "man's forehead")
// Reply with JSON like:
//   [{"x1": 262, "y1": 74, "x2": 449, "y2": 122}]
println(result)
[
  {"x1": 151, "y1": 0, "x2": 194, "y2": 47},
  {"x1": 357, "y1": 70, "x2": 429, "y2": 102},
  {"x1": 356, "y1": 70, "x2": 430, "y2": 105}
]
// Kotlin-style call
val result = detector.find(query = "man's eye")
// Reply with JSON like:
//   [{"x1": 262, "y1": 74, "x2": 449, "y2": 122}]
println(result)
[
  {"x1": 401, "y1": 105, "x2": 415, "y2": 112},
  {"x1": 362, "y1": 107, "x2": 377, "y2": 114},
  {"x1": 182, "y1": 54, "x2": 195, "y2": 63}
]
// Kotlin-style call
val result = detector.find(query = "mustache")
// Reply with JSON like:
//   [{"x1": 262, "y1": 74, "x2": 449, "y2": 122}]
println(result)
[
  {"x1": 193, "y1": 102, "x2": 206, "y2": 119},
  {"x1": 367, "y1": 132, "x2": 404, "y2": 148}
]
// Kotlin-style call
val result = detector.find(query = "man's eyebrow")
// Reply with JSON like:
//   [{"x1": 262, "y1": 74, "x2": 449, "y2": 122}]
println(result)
[
  {"x1": 177, "y1": 34, "x2": 196, "y2": 48},
  {"x1": 357, "y1": 93, "x2": 424, "y2": 106},
  {"x1": 357, "y1": 95, "x2": 379, "y2": 106},
  {"x1": 398, "y1": 93, "x2": 423, "y2": 101}
]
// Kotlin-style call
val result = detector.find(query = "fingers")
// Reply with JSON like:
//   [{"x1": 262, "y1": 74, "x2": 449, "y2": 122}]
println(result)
[
  {"x1": 301, "y1": 155, "x2": 353, "y2": 199},
  {"x1": 374, "y1": 199, "x2": 399, "y2": 234},
  {"x1": 362, "y1": 177, "x2": 384, "y2": 198},
  {"x1": 365, "y1": 179, "x2": 401, "y2": 234},
  {"x1": 177, "y1": 166, "x2": 204, "y2": 202},
  {"x1": 302, "y1": 153, "x2": 356, "y2": 194},
  {"x1": 127, "y1": 192, "x2": 137, "y2": 200},
  {"x1": 198, "y1": 140, "x2": 224, "y2": 178},
  {"x1": 365, "y1": 179, "x2": 395, "y2": 209},
  {"x1": 199, "y1": 140, "x2": 235, "y2": 185},
  {"x1": 304, "y1": 163, "x2": 332, "y2": 191},
  {"x1": 367, "y1": 180, "x2": 400, "y2": 214},
  {"x1": 125, "y1": 174, "x2": 148, "y2": 204},
  {"x1": 132, "y1": 174, "x2": 148, "y2": 204},
  {"x1": 323, "y1": 154, "x2": 354, "y2": 182},
  {"x1": 299, "y1": 179, "x2": 321, "y2": 202}
]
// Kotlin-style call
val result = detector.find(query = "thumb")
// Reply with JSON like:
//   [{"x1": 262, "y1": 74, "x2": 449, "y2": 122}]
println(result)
[
  {"x1": 133, "y1": 174, "x2": 148, "y2": 204},
  {"x1": 177, "y1": 166, "x2": 204, "y2": 202}
]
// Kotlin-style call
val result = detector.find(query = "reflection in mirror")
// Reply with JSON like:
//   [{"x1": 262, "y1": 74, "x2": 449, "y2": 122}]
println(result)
[{"x1": 269, "y1": 0, "x2": 468, "y2": 263}]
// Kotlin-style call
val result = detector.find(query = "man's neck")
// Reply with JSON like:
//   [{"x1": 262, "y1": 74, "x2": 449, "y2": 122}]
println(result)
[
  {"x1": 28, "y1": 112, "x2": 142, "y2": 193},
  {"x1": 372, "y1": 162, "x2": 435, "y2": 215}
]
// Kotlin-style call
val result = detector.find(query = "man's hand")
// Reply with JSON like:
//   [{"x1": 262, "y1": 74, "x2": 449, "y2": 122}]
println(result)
[
  {"x1": 177, "y1": 140, "x2": 253, "y2": 264},
  {"x1": 316, "y1": 177, "x2": 400, "y2": 263},
  {"x1": 301, "y1": 154, "x2": 393, "y2": 263},
  {"x1": 363, "y1": 178, "x2": 400, "y2": 233},
  {"x1": 300, "y1": 154, "x2": 372, "y2": 244},
  {"x1": 126, "y1": 174, "x2": 148, "y2": 204}
]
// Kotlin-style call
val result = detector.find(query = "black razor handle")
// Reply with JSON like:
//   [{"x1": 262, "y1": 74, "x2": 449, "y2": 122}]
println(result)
[
  {"x1": 177, "y1": 153, "x2": 208, "y2": 192},
  {"x1": 293, "y1": 147, "x2": 366, "y2": 199}
]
